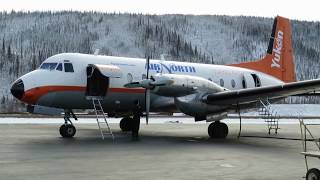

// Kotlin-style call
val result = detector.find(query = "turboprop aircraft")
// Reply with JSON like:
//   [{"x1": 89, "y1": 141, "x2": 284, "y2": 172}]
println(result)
[{"x1": 10, "y1": 16, "x2": 320, "y2": 139}]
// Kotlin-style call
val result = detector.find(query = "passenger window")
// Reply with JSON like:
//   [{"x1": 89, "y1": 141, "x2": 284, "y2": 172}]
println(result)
[
  {"x1": 64, "y1": 63, "x2": 74, "y2": 72},
  {"x1": 231, "y1": 79, "x2": 236, "y2": 88},
  {"x1": 220, "y1": 79, "x2": 224, "y2": 87},
  {"x1": 56, "y1": 63, "x2": 63, "y2": 71},
  {"x1": 242, "y1": 79, "x2": 247, "y2": 89}
]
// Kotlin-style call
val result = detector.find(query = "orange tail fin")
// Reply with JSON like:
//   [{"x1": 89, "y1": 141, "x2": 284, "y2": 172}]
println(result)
[{"x1": 230, "y1": 16, "x2": 296, "y2": 83}]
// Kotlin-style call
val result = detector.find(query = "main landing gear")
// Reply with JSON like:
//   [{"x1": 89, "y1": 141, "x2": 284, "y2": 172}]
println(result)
[
  {"x1": 119, "y1": 101, "x2": 142, "y2": 140},
  {"x1": 119, "y1": 114, "x2": 141, "y2": 140},
  {"x1": 120, "y1": 117, "x2": 133, "y2": 132},
  {"x1": 208, "y1": 121, "x2": 229, "y2": 139},
  {"x1": 306, "y1": 168, "x2": 320, "y2": 180},
  {"x1": 60, "y1": 110, "x2": 77, "y2": 138}
]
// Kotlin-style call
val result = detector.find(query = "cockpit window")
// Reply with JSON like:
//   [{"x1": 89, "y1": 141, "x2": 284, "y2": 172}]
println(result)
[
  {"x1": 40, "y1": 63, "x2": 58, "y2": 70},
  {"x1": 56, "y1": 63, "x2": 63, "y2": 71},
  {"x1": 64, "y1": 63, "x2": 74, "y2": 72}
]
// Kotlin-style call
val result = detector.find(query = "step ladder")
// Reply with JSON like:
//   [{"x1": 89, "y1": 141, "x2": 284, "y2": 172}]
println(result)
[
  {"x1": 91, "y1": 98, "x2": 114, "y2": 140},
  {"x1": 258, "y1": 99, "x2": 280, "y2": 134}
]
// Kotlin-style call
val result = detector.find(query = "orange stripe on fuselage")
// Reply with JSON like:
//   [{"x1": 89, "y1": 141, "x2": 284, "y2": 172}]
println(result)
[{"x1": 21, "y1": 86, "x2": 144, "y2": 105}]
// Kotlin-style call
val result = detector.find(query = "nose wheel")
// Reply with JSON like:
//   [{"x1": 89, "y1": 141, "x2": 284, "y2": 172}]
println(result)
[
  {"x1": 60, "y1": 110, "x2": 77, "y2": 138},
  {"x1": 208, "y1": 121, "x2": 229, "y2": 139},
  {"x1": 59, "y1": 124, "x2": 76, "y2": 138}
]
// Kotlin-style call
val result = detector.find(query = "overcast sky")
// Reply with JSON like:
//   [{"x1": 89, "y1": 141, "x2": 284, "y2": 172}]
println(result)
[{"x1": 0, "y1": 0, "x2": 319, "y2": 21}]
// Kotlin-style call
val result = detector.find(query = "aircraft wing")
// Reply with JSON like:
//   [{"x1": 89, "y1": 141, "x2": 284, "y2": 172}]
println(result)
[
  {"x1": 293, "y1": 91, "x2": 320, "y2": 96},
  {"x1": 203, "y1": 79, "x2": 320, "y2": 105}
]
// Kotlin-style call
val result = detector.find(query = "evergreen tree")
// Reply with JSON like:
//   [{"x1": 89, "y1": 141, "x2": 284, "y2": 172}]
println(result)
[
  {"x1": 7, "y1": 44, "x2": 12, "y2": 60},
  {"x1": 1, "y1": 38, "x2": 5, "y2": 56},
  {"x1": 1, "y1": 96, "x2": 5, "y2": 104}
]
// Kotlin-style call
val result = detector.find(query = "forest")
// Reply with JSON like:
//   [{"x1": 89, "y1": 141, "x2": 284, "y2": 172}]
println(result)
[{"x1": 0, "y1": 11, "x2": 319, "y2": 112}]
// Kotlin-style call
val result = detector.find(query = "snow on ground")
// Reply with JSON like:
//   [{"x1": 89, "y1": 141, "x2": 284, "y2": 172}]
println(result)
[
  {"x1": 240, "y1": 104, "x2": 320, "y2": 117},
  {"x1": 0, "y1": 104, "x2": 320, "y2": 124},
  {"x1": 0, "y1": 117, "x2": 319, "y2": 124}
]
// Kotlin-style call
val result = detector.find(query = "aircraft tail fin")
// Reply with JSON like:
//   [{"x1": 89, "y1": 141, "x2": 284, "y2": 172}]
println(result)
[{"x1": 230, "y1": 16, "x2": 296, "y2": 83}]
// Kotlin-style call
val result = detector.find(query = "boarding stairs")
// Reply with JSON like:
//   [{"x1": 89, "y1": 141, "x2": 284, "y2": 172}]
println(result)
[
  {"x1": 258, "y1": 99, "x2": 280, "y2": 134},
  {"x1": 91, "y1": 98, "x2": 114, "y2": 140}
]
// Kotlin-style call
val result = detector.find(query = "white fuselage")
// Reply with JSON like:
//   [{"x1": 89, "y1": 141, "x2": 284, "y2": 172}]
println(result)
[{"x1": 15, "y1": 53, "x2": 284, "y2": 114}]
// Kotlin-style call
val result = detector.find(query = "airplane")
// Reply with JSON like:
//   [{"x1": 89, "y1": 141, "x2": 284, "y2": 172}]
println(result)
[{"x1": 10, "y1": 16, "x2": 320, "y2": 139}]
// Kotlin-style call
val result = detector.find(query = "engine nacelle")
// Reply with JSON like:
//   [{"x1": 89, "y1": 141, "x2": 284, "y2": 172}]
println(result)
[
  {"x1": 174, "y1": 93, "x2": 229, "y2": 121},
  {"x1": 151, "y1": 74, "x2": 225, "y2": 97},
  {"x1": 206, "y1": 112, "x2": 228, "y2": 122}
]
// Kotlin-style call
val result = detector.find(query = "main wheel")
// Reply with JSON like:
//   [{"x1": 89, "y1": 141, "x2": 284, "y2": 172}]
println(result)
[
  {"x1": 307, "y1": 168, "x2": 320, "y2": 180},
  {"x1": 120, "y1": 117, "x2": 133, "y2": 132},
  {"x1": 208, "y1": 122, "x2": 229, "y2": 139},
  {"x1": 59, "y1": 124, "x2": 76, "y2": 138}
]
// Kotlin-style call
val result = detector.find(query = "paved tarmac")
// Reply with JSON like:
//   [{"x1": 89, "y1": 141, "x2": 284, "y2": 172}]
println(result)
[{"x1": 0, "y1": 121, "x2": 319, "y2": 180}]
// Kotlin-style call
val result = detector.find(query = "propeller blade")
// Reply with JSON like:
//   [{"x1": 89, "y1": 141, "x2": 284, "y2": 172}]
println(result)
[
  {"x1": 145, "y1": 56, "x2": 150, "y2": 125},
  {"x1": 146, "y1": 56, "x2": 150, "y2": 79},
  {"x1": 145, "y1": 89, "x2": 150, "y2": 125}
]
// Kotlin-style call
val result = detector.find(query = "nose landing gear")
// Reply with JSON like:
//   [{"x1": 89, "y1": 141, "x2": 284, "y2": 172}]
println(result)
[
  {"x1": 59, "y1": 124, "x2": 76, "y2": 138},
  {"x1": 60, "y1": 110, "x2": 77, "y2": 138}
]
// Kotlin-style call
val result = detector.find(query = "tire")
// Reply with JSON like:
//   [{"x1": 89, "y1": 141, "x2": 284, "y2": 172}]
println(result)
[
  {"x1": 208, "y1": 122, "x2": 229, "y2": 139},
  {"x1": 59, "y1": 124, "x2": 66, "y2": 137},
  {"x1": 120, "y1": 117, "x2": 133, "y2": 132},
  {"x1": 59, "y1": 124, "x2": 76, "y2": 138},
  {"x1": 217, "y1": 122, "x2": 228, "y2": 139},
  {"x1": 208, "y1": 123, "x2": 215, "y2": 138},
  {"x1": 306, "y1": 168, "x2": 320, "y2": 180}
]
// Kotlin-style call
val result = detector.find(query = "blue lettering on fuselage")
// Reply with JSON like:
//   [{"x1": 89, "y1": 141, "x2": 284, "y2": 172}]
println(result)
[{"x1": 146, "y1": 63, "x2": 196, "y2": 73}]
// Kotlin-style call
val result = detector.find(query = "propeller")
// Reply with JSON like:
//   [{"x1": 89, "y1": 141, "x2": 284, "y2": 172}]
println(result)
[
  {"x1": 145, "y1": 56, "x2": 150, "y2": 125},
  {"x1": 123, "y1": 56, "x2": 173, "y2": 125}
]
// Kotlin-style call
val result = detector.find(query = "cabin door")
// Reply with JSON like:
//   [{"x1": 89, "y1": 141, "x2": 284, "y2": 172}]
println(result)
[
  {"x1": 86, "y1": 66, "x2": 109, "y2": 98},
  {"x1": 85, "y1": 64, "x2": 122, "y2": 98}
]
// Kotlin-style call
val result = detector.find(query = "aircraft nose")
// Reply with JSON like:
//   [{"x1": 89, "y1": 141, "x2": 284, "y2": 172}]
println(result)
[{"x1": 11, "y1": 79, "x2": 25, "y2": 100}]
